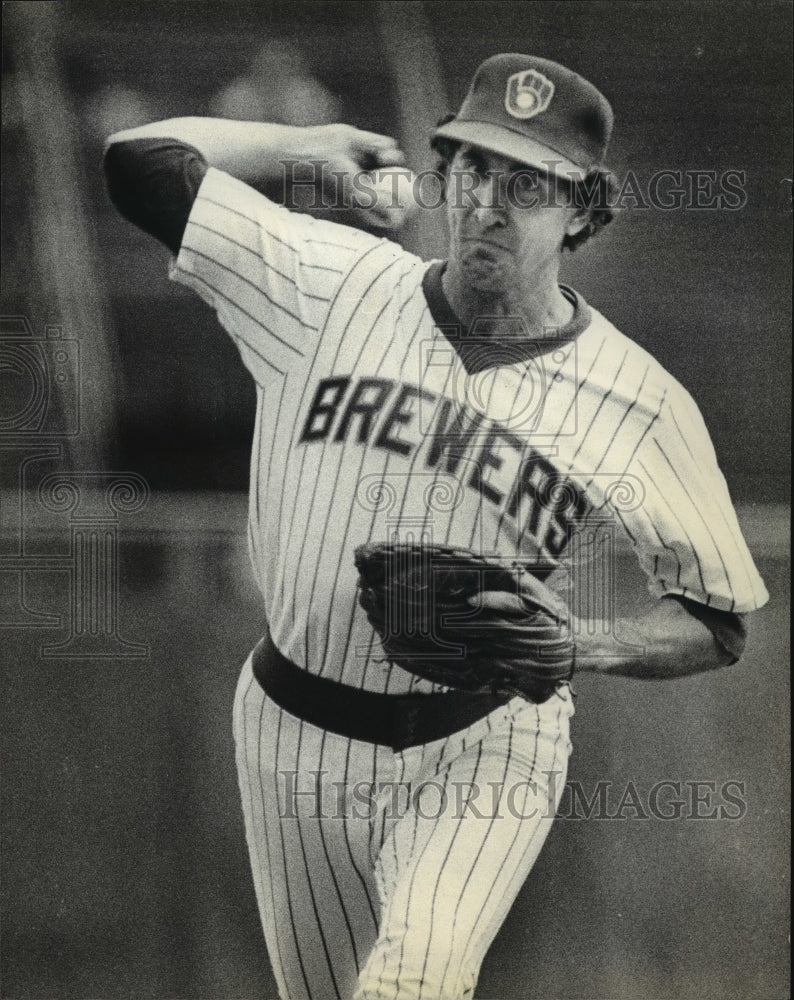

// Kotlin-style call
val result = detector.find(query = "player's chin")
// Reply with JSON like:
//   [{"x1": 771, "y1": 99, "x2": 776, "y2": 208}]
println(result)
[{"x1": 460, "y1": 251, "x2": 508, "y2": 293}]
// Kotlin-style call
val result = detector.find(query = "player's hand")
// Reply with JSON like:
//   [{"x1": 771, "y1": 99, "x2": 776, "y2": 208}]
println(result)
[
  {"x1": 468, "y1": 572, "x2": 570, "y2": 625},
  {"x1": 307, "y1": 123, "x2": 406, "y2": 173},
  {"x1": 304, "y1": 124, "x2": 417, "y2": 230}
]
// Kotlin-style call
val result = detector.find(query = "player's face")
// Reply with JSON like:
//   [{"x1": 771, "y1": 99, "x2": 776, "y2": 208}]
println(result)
[{"x1": 445, "y1": 144, "x2": 588, "y2": 295}]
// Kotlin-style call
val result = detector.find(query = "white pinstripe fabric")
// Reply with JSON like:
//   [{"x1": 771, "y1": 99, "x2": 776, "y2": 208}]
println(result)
[
  {"x1": 173, "y1": 167, "x2": 767, "y2": 999},
  {"x1": 172, "y1": 172, "x2": 767, "y2": 693},
  {"x1": 234, "y1": 656, "x2": 388, "y2": 999},
  {"x1": 234, "y1": 655, "x2": 574, "y2": 1000},
  {"x1": 357, "y1": 692, "x2": 573, "y2": 1000}
]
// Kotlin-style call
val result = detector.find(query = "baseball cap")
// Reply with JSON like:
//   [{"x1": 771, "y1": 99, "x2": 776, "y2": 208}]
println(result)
[{"x1": 433, "y1": 54, "x2": 613, "y2": 180}]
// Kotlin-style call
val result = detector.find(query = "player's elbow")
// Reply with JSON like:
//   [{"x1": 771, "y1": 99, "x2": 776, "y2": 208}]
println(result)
[
  {"x1": 664, "y1": 595, "x2": 748, "y2": 668},
  {"x1": 102, "y1": 140, "x2": 142, "y2": 222},
  {"x1": 102, "y1": 139, "x2": 177, "y2": 250},
  {"x1": 714, "y1": 613, "x2": 748, "y2": 666},
  {"x1": 104, "y1": 131, "x2": 129, "y2": 154},
  {"x1": 713, "y1": 637, "x2": 742, "y2": 667},
  {"x1": 102, "y1": 138, "x2": 207, "y2": 253}
]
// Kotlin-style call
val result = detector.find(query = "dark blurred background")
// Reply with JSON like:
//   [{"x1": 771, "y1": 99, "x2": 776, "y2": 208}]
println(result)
[{"x1": 1, "y1": 2, "x2": 790, "y2": 998}]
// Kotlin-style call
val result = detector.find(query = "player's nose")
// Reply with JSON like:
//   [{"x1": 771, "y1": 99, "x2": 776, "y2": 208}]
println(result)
[{"x1": 472, "y1": 173, "x2": 507, "y2": 226}]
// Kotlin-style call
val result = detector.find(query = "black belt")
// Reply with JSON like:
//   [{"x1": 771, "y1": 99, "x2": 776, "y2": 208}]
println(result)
[{"x1": 250, "y1": 631, "x2": 511, "y2": 751}]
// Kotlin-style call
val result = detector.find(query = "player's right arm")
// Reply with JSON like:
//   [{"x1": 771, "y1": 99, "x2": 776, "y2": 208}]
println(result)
[
  {"x1": 104, "y1": 118, "x2": 405, "y2": 251},
  {"x1": 103, "y1": 119, "x2": 407, "y2": 381},
  {"x1": 106, "y1": 118, "x2": 404, "y2": 194}
]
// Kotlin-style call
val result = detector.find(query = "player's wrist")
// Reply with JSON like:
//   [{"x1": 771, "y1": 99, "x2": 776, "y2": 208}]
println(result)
[{"x1": 565, "y1": 621, "x2": 627, "y2": 674}]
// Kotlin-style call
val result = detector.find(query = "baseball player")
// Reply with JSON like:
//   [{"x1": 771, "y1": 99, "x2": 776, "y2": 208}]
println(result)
[{"x1": 104, "y1": 54, "x2": 768, "y2": 1000}]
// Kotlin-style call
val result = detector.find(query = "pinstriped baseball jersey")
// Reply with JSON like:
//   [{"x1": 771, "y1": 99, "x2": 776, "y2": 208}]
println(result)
[{"x1": 170, "y1": 167, "x2": 768, "y2": 694}]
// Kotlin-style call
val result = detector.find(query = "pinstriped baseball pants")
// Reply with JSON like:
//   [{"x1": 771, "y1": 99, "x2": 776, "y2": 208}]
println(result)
[{"x1": 233, "y1": 654, "x2": 574, "y2": 1000}]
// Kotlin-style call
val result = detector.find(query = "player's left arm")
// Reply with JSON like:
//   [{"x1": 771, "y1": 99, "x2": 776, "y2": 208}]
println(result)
[
  {"x1": 572, "y1": 595, "x2": 748, "y2": 679},
  {"x1": 569, "y1": 384, "x2": 767, "y2": 680},
  {"x1": 511, "y1": 572, "x2": 748, "y2": 680}
]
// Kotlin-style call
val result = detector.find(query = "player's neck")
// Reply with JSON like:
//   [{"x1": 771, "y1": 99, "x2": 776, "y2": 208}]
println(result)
[{"x1": 442, "y1": 263, "x2": 573, "y2": 339}]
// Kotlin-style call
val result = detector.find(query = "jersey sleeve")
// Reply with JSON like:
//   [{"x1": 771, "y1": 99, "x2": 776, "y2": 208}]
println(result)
[
  {"x1": 622, "y1": 384, "x2": 769, "y2": 614},
  {"x1": 169, "y1": 167, "x2": 383, "y2": 383}
]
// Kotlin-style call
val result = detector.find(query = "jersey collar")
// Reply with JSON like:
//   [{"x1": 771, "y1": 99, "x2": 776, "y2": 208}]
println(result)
[{"x1": 421, "y1": 260, "x2": 591, "y2": 374}]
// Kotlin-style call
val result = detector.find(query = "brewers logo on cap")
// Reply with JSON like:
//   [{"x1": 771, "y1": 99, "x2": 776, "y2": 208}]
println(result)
[
  {"x1": 505, "y1": 69, "x2": 555, "y2": 119},
  {"x1": 433, "y1": 54, "x2": 613, "y2": 176}
]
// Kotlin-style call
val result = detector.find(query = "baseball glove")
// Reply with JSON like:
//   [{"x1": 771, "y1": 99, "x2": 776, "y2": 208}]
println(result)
[{"x1": 354, "y1": 542, "x2": 575, "y2": 703}]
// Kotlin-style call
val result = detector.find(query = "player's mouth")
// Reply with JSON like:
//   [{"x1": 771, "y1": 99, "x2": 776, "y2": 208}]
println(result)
[
  {"x1": 460, "y1": 239, "x2": 511, "y2": 270},
  {"x1": 462, "y1": 236, "x2": 510, "y2": 252}
]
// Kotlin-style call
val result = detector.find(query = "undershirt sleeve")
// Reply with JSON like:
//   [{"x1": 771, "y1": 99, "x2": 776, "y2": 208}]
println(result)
[{"x1": 103, "y1": 138, "x2": 208, "y2": 254}]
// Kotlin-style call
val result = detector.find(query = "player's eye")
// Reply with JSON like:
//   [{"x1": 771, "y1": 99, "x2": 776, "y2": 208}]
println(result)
[
  {"x1": 448, "y1": 163, "x2": 489, "y2": 203},
  {"x1": 512, "y1": 170, "x2": 539, "y2": 195},
  {"x1": 456, "y1": 169, "x2": 482, "y2": 188},
  {"x1": 455, "y1": 152, "x2": 488, "y2": 177}
]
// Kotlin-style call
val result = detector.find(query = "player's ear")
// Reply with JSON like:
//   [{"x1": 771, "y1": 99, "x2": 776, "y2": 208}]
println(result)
[{"x1": 554, "y1": 174, "x2": 588, "y2": 238}]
